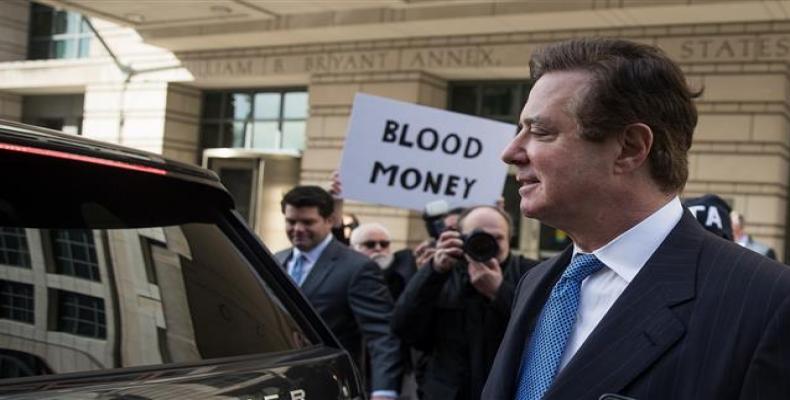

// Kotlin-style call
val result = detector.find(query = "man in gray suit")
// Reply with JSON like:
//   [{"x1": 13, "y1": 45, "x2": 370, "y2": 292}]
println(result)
[
  {"x1": 483, "y1": 38, "x2": 790, "y2": 400},
  {"x1": 275, "y1": 185, "x2": 401, "y2": 400}
]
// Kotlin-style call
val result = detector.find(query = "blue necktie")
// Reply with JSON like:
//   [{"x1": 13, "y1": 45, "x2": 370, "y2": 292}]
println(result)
[
  {"x1": 515, "y1": 253, "x2": 605, "y2": 400},
  {"x1": 290, "y1": 254, "x2": 307, "y2": 286}
]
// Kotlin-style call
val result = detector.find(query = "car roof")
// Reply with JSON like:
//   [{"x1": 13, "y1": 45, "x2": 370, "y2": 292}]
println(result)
[
  {"x1": 0, "y1": 119, "x2": 224, "y2": 189},
  {"x1": 0, "y1": 119, "x2": 235, "y2": 227}
]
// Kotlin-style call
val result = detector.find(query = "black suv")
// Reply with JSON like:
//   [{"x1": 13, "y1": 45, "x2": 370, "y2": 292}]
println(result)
[{"x1": 0, "y1": 120, "x2": 363, "y2": 399}]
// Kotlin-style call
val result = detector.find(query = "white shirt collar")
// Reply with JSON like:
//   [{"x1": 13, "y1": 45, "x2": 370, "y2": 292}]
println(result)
[
  {"x1": 293, "y1": 233, "x2": 334, "y2": 264},
  {"x1": 573, "y1": 196, "x2": 683, "y2": 283}
]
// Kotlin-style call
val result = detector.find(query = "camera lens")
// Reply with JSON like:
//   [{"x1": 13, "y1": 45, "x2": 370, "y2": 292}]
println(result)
[{"x1": 463, "y1": 229, "x2": 499, "y2": 262}]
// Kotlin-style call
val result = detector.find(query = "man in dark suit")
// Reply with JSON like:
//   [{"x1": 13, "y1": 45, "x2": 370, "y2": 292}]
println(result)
[
  {"x1": 393, "y1": 205, "x2": 538, "y2": 400},
  {"x1": 274, "y1": 185, "x2": 402, "y2": 400},
  {"x1": 483, "y1": 38, "x2": 790, "y2": 400}
]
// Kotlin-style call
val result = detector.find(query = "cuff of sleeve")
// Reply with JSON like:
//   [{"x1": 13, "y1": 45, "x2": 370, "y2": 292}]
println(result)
[{"x1": 371, "y1": 390, "x2": 399, "y2": 398}]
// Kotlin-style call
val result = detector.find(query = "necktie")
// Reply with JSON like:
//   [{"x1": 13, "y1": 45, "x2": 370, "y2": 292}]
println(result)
[
  {"x1": 290, "y1": 254, "x2": 307, "y2": 286},
  {"x1": 515, "y1": 253, "x2": 605, "y2": 400}
]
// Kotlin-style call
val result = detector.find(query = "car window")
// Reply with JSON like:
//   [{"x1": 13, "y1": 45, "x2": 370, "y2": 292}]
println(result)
[{"x1": 0, "y1": 222, "x2": 313, "y2": 381}]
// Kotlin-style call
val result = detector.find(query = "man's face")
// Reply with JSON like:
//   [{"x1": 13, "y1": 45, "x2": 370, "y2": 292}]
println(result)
[
  {"x1": 284, "y1": 205, "x2": 334, "y2": 251},
  {"x1": 460, "y1": 208, "x2": 510, "y2": 263},
  {"x1": 352, "y1": 227, "x2": 392, "y2": 258},
  {"x1": 501, "y1": 71, "x2": 620, "y2": 230}
]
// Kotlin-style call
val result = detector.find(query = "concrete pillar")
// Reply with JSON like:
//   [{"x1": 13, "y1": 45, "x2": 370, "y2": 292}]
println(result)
[
  {"x1": 685, "y1": 70, "x2": 790, "y2": 261},
  {"x1": 0, "y1": 0, "x2": 28, "y2": 62},
  {"x1": 303, "y1": 71, "x2": 447, "y2": 249},
  {"x1": 82, "y1": 82, "x2": 201, "y2": 165},
  {"x1": 0, "y1": 92, "x2": 22, "y2": 121}
]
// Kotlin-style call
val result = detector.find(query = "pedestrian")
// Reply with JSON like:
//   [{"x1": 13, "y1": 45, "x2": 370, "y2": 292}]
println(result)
[
  {"x1": 731, "y1": 210, "x2": 777, "y2": 259},
  {"x1": 274, "y1": 185, "x2": 402, "y2": 400}
]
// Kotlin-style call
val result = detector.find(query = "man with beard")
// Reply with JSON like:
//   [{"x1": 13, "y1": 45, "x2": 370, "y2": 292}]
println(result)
[{"x1": 350, "y1": 223, "x2": 417, "y2": 300}]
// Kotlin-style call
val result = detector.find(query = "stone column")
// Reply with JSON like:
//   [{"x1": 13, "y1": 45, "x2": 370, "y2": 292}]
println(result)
[
  {"x1": 304, "y1": 71, "x2": 448, "y2": 249},
  {"x1": 0, "y1": 0, "x2": 24, "y2": 123},
  {"x1": 684, "y1": 66, "x2": 790, "y2": 261},
  {"x1": 0, "y1": 0, "x2": 28, "y2": 62},
  {"x1": 0, "y1": 92, "x2": 22, "y2": 121},
  {"x1": 82, "y1": 82, "x2": 201, "y2": 164}
]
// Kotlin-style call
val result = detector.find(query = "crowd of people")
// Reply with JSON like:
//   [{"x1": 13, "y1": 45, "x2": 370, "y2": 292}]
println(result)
[{"x1": 274, "y1": 37, "x2": 788, "y2": 400}]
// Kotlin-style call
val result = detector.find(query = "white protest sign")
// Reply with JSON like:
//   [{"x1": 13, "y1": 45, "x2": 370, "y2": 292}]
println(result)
[{"x1": 339, "y1": 93, "x2": 514, "y2": 211}]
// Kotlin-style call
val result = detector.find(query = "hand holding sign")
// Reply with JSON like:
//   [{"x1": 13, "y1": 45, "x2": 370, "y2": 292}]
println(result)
[{"x1": 339, "y1": 94, "x2": 514, "y2": 211}]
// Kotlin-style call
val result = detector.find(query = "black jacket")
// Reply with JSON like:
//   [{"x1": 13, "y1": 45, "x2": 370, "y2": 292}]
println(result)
[
  {"x1": 383, "y1": 249, "x2": 418, "y2": 300},
  {"x1": 392, "y1": 253, "x2": 538, "y2": 400}
]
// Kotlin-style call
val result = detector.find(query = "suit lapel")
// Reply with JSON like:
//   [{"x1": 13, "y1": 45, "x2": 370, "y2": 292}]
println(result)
[
  {"x1": 299, "y1": 239, "x2": 340, "y2": 296},
  {"x1": 545, "y1": 213, "x2": 703, "y2": 399}
]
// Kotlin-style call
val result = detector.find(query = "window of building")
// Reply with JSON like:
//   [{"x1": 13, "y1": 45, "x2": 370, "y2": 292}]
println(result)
[
  {"x1": 200, "y1": 90, "x2": 308, "y2": 151},
  {"x1": 51, "y1": 230, "x2": 101, "y2": 282},
  {"x1": 448, "y1": 82, "x2": 530, "y2": 245},
  {"x1": 139, "y1": 237, "x2": 162, "y2": 285},
  {"x1": 0, "y1": 228, "x2": 31, "y2": 269},
  {"x1": 0, "y1": 280, "x2": 34, "y2": 324},
  {"x1": 0, "y1": 350, "x2": 52, "y2": 379},
  {"x1": 28, "y1": 3, "x2": 91, "y2": 60},
  {"x1": 53, "y1": 289, "x2": 106, "y2": 339},
  {"x1": 22, "y1": 95, "x2": 85, "y2": 135}
]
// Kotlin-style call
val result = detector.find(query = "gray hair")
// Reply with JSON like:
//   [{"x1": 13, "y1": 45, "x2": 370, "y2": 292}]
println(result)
[{"x1": 350, "y1": 222, "x2": 392, "y2": 245}]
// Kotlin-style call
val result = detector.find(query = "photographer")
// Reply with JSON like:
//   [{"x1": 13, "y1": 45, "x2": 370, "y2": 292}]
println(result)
[{"x1": 391, "y1": 205, "x2": 538, "y2": 400}]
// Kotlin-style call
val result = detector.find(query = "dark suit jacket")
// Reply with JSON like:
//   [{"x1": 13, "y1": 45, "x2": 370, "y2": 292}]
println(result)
[
  {"x1": 275, "y1": 238, "x2": 402, "y2": 392},
  {"x1": 383, "y1": 248, "x2": 418, "y2": 301},
  {"x1": 483, "y1": 212, "x2": 790, "y2": 400}
]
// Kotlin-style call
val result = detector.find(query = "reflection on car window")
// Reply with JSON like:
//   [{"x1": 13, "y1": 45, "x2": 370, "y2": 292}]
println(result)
[{"x1": 0, "y1": 223, "x2": 311, "y2": 380}]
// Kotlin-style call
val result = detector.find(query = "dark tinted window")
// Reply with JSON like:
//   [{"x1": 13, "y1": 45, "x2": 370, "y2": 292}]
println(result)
[
  {"x1": 53, "y1": 289, "x2": 106, "y2": 339},
  {"x1": 0, "y1": 223, "x2": 313, "y2": 381},
  {"x1": 0, "y1": 280, "x2": 34, "y2": 323},
  {"x1": 0, "y1": 349, "x2": 51, "y2": 379},
  {"x1": 51, "y1": 229, "x2": 100, "y2": 281},
  {"x1": 0, "y1": 228, "x2": 31, "y2": 268}
]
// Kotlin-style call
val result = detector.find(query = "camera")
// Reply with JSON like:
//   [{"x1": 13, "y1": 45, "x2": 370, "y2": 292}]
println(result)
[{"x1": 462, "y1": 229, "x2": 499, "y2": 262}]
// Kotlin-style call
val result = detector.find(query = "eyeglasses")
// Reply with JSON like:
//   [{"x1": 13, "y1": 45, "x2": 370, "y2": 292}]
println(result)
[{"x1": 361, "y1": 240, "x2": 390, "y2": 249}]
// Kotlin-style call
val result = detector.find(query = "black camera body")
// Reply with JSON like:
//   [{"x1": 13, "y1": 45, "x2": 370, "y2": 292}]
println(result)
[{"x1": 462, "y1": 229, "x2": 499, "y2": 262}]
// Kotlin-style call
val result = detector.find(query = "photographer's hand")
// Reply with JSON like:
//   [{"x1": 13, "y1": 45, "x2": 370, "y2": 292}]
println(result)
[
  {"x1": 432, "y1": 230, "x2": 463, "y2": 273},
  {"x1": 467, "y1": 257, "x2": 503, "y2": 300},
  {"x1": 414, "y1": 239, "x2": 436, "y2": 268}
]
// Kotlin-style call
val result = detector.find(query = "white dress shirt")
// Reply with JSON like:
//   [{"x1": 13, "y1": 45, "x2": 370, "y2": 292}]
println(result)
[
  {"x1": 287, "y1": 234, "x2": 333, "y2": 286},
  {"x1": 558, "y1": 196, "x2": 683, "y2": 370}
]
